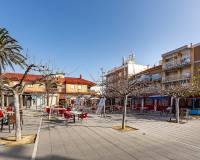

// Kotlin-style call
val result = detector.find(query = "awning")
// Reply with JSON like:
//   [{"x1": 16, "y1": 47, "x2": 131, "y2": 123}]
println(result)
[
  {"x1": 190, "y1": 98, "x2": 200, "y2": 101},
  {"x1": 149, "y1": 95, "x2": 168, "y2": 100}
]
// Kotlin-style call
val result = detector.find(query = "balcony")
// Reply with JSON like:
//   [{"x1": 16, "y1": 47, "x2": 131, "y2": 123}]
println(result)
[
  {"x1": 162, "y1": 73, "x2": 191, "y2": 83},
  {"x1": 163, "y1": 56, "x2": 191, "y2": 70},
  {"x1": 136, "y1": 73, "x2": 161, "y2": 82}
]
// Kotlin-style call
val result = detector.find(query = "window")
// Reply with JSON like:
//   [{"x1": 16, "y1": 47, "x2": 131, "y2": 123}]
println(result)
[
  {"x1": 70, "y1": 85, "x2": 75, "y2": 89},
  {"x1": 78, "y1": 85, "x2": 82, "y2": 90},
  {"x1": 27, "y1": 84, "x2": 33, "y2": 88}
]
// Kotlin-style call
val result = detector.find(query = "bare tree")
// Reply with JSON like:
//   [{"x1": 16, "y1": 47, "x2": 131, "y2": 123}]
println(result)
[
  {"x1": 39, "y1": 70, "x2": 61, "y2": 120},
  {"x1": 0, "y1": 64, "x2": 53, "y2": 141},
  {"x1": 106, "y1": 78, "x2": 147, "y2": 129},
  {"x1": 161, "y1": 75, "x2": 200, "y2": 123}
]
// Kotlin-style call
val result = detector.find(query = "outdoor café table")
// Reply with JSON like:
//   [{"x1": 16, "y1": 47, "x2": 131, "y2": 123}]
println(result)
[{"x1": 70, "y1": 111, "x2": 82, "y2": 123}]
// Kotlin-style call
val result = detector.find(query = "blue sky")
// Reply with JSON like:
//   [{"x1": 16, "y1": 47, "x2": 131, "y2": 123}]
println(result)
[{"x1": 1, "y1": 0, "x2": 200, "y2": 81}]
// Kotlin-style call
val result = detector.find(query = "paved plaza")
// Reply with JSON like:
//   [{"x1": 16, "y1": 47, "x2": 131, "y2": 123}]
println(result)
[
  {"x1": 36, "y1": 113, "x2": 200, "y2": 160},
  {"x1": 1, "y1": 110, "x2": 200, "y2": 160}
]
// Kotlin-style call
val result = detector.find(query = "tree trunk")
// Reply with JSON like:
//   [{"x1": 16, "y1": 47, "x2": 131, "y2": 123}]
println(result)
[
  {"x1": 170, "y1": 97, "x2": 174, "y2": 114},
  {"x1": 1, "y1": 93, "x2": 4, "y2": 108},
  {"x1": 103, "y1": 97, "x2": 106, "y2": 117},
  {"x1": 141, "y1": 98, "x2": 144, "y2": 112},
  {"x1": 122, "y1": 95, "x2": 128, "y2": 129},
  {"x1": 47, "y1": 93, "x2": 49, "y2": 106},
  {"x1": 110, "y1": 98, "x2": 113, "y2": 112},
  {"x1": 14, "y1": 92, "x2": 22, "y2": 141},
  {"x1": 175, "y1": 97, "x2": 180, "y2": 123},
  {"x1": 19, "y1": 94, "x2": 23, "y2": 109}
]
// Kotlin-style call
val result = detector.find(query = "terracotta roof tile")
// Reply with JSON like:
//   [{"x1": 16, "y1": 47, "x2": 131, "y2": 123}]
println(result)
[
  {"x1": 3, "y1": 73, "x2": 96, "y2": 86},
  {"x1": 3, "y1": 73, "x2": 42, "y2": 82},
  {"x1": 65, "y1": 77, "x2": 95, "y2": 86}
]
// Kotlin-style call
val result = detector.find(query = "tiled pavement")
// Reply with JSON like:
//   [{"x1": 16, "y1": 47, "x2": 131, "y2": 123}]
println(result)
[
  {"x1": 36, "y1": 113, "x2": 200, "y2": 160},
  {"x1": 0, "y1": 110, "x2": 200, "y2": 160}
]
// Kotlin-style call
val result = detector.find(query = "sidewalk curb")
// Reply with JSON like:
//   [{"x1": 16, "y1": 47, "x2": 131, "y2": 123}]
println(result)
[{"x1": 31, "y1": 117, "x2": 43, "y2": 160}]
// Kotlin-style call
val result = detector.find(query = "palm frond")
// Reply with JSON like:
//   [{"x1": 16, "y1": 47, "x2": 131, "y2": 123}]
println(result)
[{"x1": 0, "y1": 27, "x2": 27, "y2": 73}]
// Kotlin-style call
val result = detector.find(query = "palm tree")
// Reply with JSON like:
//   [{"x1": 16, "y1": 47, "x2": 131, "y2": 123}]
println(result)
[
  {"x1": 0, "y1": 27, "x2": 26, "y2": 141},
  {"x1": 0, "y1": 27, "x2": 26, "y2": 73}
]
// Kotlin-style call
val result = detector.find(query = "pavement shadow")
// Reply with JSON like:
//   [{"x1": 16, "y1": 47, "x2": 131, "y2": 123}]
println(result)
[
  {"x1": 0, "y1": 145, "x2": 30, "y2": 160},
  {"x1": 36, "y1": 155, "x2": 80, "y2": 160},
  {"x1": 108, "y1": 112, "x2": 174, "y2": 123},
  {"x1": 68, "y1": 124, "x2": 112, "y2": 129},
  {"x1": 0, "y1": 147, "x2": 80, "y2": 160}
]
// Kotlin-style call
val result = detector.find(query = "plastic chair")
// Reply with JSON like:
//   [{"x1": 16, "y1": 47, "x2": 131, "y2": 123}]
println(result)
[
  {"x1": 64, "y1": 111, "x2": 74, "y2": 124},
  {"x1": 45, "y1": 107, "x2": 50, "y2": 114},
  {"x1": 6, "y1": 106, "x2": 13, "y2": 112},
  {"x1": 66, "y1": 107, "x2": 71, "y2": 111},
  {"x1": 1, "y1": 114, "x2": 16, "y2": 132},
  {"x1": 7, "y1": 114, "x2": 16, "y2": 133},
  {"x1": 79, "y1": 112, "x2": 88, "y2": 122},
  {"x1": 58, "y1": 108, "x2": 65, "y2": 115},
  {"x1": 0, "y1": 110, "x2": 4, "y2": 118}
]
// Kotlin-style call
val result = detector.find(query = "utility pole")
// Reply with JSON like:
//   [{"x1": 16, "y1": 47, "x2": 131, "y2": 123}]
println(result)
[{"x1": 100, "y1": 67, "x2": 106, "y2": 117}]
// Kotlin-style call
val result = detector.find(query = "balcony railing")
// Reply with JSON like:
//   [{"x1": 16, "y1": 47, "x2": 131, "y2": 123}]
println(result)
[
  {"x1": 163, "y1": 57, "x2": 191, "y2": 70},
  {"x1": 162, "y1": 73, "x2": 191, "y2": 83},
  {"x1": 136, "y1": 73, "x2": 161, "y2": 82}
]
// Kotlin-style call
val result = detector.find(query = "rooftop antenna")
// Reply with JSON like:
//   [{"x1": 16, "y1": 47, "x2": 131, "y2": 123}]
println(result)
[
  {"x1": 122, "y1": 56, "x2": 125, "y2": 65},
  {"x1": 130, "y1": 50, "x2": 136, "y2": 63}
]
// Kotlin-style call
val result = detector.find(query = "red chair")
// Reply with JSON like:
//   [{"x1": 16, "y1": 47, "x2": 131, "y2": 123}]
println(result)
[
  {"x1": 0, "y1": 110, "x2": 5, "y2": 132},
  {"x1": 58, "y1": 108, "x2": 65, "y2": 115},
  {"x1": 133, "y1": 104, "x2": 141, "y2": 112},
  {"x1": 79, "y1": 112, "x2": 88, "y2": 121},
  {"x1": 66, "y1": 107, "x2": 71, "y2": 111},
  {"x1": 44, "y1": 107, "x2": 50, "y2": 114},
  {"x1": 0, "y1": 110, "x2": 4, "y2": 118},
  {"x1": 64, "y1": 111, "x2": 73, "y2": 123},
  {"x1": 7, "y1": 106, "x2": 13, "y2": 112}
]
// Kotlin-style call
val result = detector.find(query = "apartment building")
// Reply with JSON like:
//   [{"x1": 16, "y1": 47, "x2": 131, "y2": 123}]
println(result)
[
  {"x1": 106, "y1": 54, "x2": 148, "y2": 88},
  {"x1": 130, "y1": 65, "x2": 162, "y2": 95},
  {"x1": 104, "y1": 43, "x2": 200, "y2": 114},
  {"x1": 129, "y1": 65, "x2": 169, "y2": 111},
  {"x1": 161, "y1": 43, "x2": 200, "y2": 114},
  {"x1": 2, "y1": 73, "x2": 96, "y2": 108},
  {"x1": 105, "y1": 54, "x2": 148, "y2": 105},
  {"x1": 161, "y1": 43, "x2": 200, "y2": 88}
]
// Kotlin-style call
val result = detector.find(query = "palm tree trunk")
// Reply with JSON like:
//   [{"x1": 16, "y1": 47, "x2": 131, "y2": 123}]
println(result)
[
  {"x1": 14, "y1": 91, "x2": 21, "y2": 141},
  {"x1": 122, "y1": 95, "x2": 128, "y2": 129}
]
